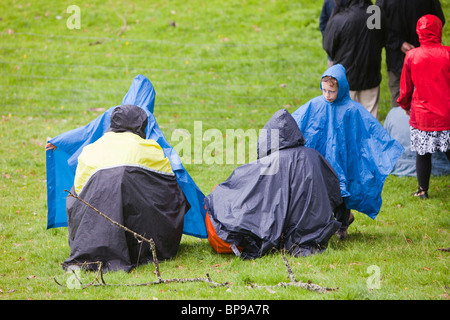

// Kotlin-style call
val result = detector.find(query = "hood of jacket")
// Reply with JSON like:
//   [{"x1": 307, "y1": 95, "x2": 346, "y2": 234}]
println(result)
[
  {"x1": 108, "y1": 104, "x2": 148, "y2": 139},
  {"x1": 320, "y1": 63, "x2": 350, "y2": 104},
  {"x1": 417, "y1": 14, "x2": 442, "y2": 46},
  {"x1": 345, "y1": 0, "x2": 372, "y2": 8},
  {"x1": 257, "y1": 109, "x2": 305, "y2": 159},
  {"x1": 121, "y1": 74, "x2": 156, "y2": 114}
]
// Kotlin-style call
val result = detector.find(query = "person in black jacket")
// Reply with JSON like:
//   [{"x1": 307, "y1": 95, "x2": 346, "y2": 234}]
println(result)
[
  {"x1": 323, "y1": 0, "x2": 388, "y2": 120},
  {"x1": 375, "y1": 0, "x2": 445, "y2": 108}
]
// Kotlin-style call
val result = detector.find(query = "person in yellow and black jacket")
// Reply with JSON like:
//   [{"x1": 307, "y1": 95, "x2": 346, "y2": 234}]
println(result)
[{"x1": 64, "y1": 104, "x2": 190, "y2": 272}]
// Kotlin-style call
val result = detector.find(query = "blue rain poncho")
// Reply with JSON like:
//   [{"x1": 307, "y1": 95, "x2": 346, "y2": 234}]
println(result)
[
  {"x1": 291, "y1": 64, "x2": 404, "y2": 219},
  {"x1": 46, "y1": 75, "x2": 207, "y2": 238}
]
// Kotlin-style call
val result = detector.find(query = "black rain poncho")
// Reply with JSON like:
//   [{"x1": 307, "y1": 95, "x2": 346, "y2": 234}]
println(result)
[
  {"x1": 64, "y1": 105, "x2": 190, "y2": 272},
  {"x1": 205, "y1": 109, "x2": 343, "y2": 259}
]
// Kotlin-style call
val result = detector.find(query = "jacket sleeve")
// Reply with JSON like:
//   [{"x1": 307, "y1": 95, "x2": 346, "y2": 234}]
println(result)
[
  {"x1": 397, "y1": 52, "x2": 413, "y2": 110},
  {"x1": 319, "y1": 0, "x2": 333, "y2": 34},
  {"x1": 322, "y1": 16, "x2": 340, "y2": 60}
]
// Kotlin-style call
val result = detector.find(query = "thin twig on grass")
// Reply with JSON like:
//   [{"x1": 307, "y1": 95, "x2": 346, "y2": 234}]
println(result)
[
  {"x1": 109, "y1": 0, "x2": 128, "y2": 36},
  {"x1": 248, "y1": 254, "x2": 338, "y2": 294},
  {"x1": 248, "y1": 237, "x2": 337, "y2": 294},
  {"x1": 54, "y1": 261, "x2": 106, "y2": 289},
  {"x1": 59, "y1": 191, "x2": 335, "y2": 293},
  {"x1": 60, "y1": 190, "x2": 227, "y2": 289},
  {"x1": 65, "y1": 189, "x2": 162, "y2": 280},
  {"x1": 54, "y1": 261, "x2": 227, "y2": 289}
]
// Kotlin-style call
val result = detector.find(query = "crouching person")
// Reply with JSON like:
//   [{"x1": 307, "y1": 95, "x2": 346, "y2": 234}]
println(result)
[
  {"x1": 205, "y1": 109, "x2": 343, "y2": 259},
  {"x1": 64, "y1": 105, "x2": 190, "y2": 272}
]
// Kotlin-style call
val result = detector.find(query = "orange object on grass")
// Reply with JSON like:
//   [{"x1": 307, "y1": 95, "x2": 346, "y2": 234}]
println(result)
[{"x1": 205, "y1": 211, "x2": 243, "y2": 254}]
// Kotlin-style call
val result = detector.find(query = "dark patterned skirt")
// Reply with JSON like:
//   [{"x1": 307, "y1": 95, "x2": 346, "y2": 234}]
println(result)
[{"x1": 410, "y1": 126, "x2": 450, "y2": 155}]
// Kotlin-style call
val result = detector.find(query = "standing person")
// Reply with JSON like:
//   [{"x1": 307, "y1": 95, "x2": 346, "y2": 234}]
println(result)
[
  {"x1": 292, "y1": 64, "x2": 404, "y2": 240},
  {"x1": 397, "y1": 14, "x2": 450, "y2": 199},
  {"x1": 323, "y1": 0, "x2": 388, "y2": 120},
  {"x1": 319, "y1": 0, "x2": 347, "y2": 67},
  {"x1": 376, "y1": 0, "x2": 445, "y2": 108}
]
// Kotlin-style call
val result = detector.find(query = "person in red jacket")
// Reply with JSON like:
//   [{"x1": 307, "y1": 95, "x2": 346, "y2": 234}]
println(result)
[{"x1": 397, "y1": 14, "x2": 450, "y2": 199}]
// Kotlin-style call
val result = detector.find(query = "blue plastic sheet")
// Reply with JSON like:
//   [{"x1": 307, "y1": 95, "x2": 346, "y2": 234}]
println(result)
[
  {"x1": 292, "y1": 64, "x2": 404, "y2": 219},
  {"x1": 46, "y1": 75, "x2": 207, "y2": 238},
  {"x1": 384, "y1": 107, "x2": 450, "y2": 177}
]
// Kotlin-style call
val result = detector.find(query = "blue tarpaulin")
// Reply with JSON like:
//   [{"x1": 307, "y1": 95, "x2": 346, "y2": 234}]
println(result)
[
  {"x1": 384, "y1": 107, "x2": 450, "y2": 177},
  {"x1": 292, "y1": 64, "x2": 404, "y2": 219},
  {"x1": 46, "y1": 74, "x2": 208, "y2": 238}
]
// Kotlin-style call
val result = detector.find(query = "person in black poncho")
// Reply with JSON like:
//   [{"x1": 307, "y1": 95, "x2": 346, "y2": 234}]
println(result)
[{"x1": 205, "y1": 109, "x2": 343, "y2": 259}]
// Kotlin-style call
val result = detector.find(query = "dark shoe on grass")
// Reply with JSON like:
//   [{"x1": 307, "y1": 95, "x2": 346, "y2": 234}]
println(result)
[
  {"x1": 336, "y1": 211, "x2": 354, "y2": 240},
  {"x1": 335, "y1": 228, "x2": 348, "y2": 240},
  {"x1": 348, "y1": 211, "x2": 354, "y2": 226}
]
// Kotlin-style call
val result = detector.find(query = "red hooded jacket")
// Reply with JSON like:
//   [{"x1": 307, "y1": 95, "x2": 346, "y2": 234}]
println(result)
[{"x1": 397, "y1": 14, "x2": 450, "y2": 132}]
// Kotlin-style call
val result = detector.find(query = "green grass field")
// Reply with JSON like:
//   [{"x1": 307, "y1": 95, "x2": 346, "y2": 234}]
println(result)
[{"x1": 0, "y1": 0, "x2": 449, "y2": 302}]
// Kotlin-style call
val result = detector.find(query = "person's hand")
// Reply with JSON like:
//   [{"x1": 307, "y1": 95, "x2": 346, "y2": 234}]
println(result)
[
  {"x1": 404, "y1": 109, "x2": 410, "y2": 116},
  {"x1": 45, "y1": 143, "x2": 57, "y2": 151},
  {"x1": 401, "y1": 42, "x2": 415, "y2": 54}
]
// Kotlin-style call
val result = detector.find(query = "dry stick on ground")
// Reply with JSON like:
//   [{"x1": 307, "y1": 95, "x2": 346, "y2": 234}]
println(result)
[
  {"x1": 65, "y1": 189, "x2": 162, "y2": 281},
  {"x1": 109, "y1": 0, "x2": 128, "y2": 36},
  {"x1": 247, "y1": 239, "x2": 338, "y2": 294},
  {"x1": 279, "y1": 255, "x2": 338, "y2": 293},
  {"x1": 248, "y1": 254, "x2": 337, "y2": 294},
  {"x1": 61, "y1": 191, "x2": 333, "y2": 292},
  {"x1": 54, "y1": 261, "x2": 106, "y2": 289},
  {"x1": 62, "y1": 190, "x2": 227, "y2": 288}
]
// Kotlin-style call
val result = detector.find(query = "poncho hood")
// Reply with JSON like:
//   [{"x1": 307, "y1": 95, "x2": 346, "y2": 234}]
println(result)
[
  {"x1": 108, "y1": 105, "x2": 148, "y2": 139},
  {"x1": 319, "y1": 64, "x2": 350, "y2": 105},
  {"x1": 257, "y1": 109, "x2": 305, "y2": 159}
]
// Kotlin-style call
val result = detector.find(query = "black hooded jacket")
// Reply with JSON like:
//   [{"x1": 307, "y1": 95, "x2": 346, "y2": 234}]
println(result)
[
  {"x1": 205, "y1": 109, "x2": 343, "y2": 259},
  {"x1": 323, "y1": 0, "x2": 388, "y2": 91}
]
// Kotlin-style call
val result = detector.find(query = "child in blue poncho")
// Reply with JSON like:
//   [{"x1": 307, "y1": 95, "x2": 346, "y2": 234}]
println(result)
[{"x1": 292, "y1": 64, "x2": 404, "y2": 240}]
